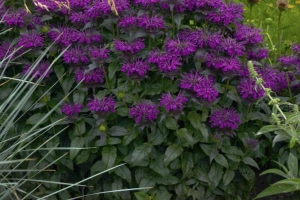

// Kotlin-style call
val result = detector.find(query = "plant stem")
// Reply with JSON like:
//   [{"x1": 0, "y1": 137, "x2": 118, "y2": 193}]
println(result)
[
  {"x1": 102, "y1": 66, "x2": 110, "y2": 91},
  {"x1": 285, "y1": 72, "x2": 293, "y2": 103},
  {"x1": 171, "y1": 9, "x2": 175, "y2": 38},
  {"x1": 277, "y1": 11, "x2": 282, "y2": 58}
]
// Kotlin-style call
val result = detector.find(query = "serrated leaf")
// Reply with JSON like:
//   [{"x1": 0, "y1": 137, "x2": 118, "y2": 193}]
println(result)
[
  {"x1": 164, "y1": 144, "x2": 183, "y2": 166},
  {"x1": 208, "y1": 163, "x2": 223, "y2": 190},
  {"x1": 242, "y1": 157, "x2": 259, "y2": 170},
  {"x1": 108, "y1": 62, "x2": 119, "y2": 80},
  {"x1": 214, "y1": 154, "x2": 228, "y2": 169},
  {"x1": 140, "y1": 177, "x2": 156, "y2": 188},
  {"x1": 109, "y1": 126, "x2": 129, "y2": 136},
  {"x1": 70, "y1": 137, "x2": 84, "y2": 160},
  {"x1": 164, "y1": 116, "x2": 178, "y2": 130},
  {"x1": 130, "y1": 143, "x2": 152, "y2": 166},
  {"x1": 239, "y1": 164, "x2": 255, "y2": 184},
  {"x1": 114, "y1": 165, "x2": 132, "y2": 184},
  {"x1": 107, "y1": 137, "x2": 122, "y2": 145},
  {"x1": 134, "y1": 192, "x2": 150, "y2": 200},
  {"x1": 153, "y1": 186, "x2": 172, "y2": 200},
  {"x1": 74, "y1": 120, "x2": 86, "y2": 136},
  {"x1": 174, "y1": 13, "x2": 183, "y2": 30},
  {"x1": 76, "y1": 150, "x2": 90, "y2": 164},
  {"x1": 102, "y1": 146, "x2": 117, "y2": 169},
  {"x1": 223, "y1": 170, "x2": 235, "y2": 186},
  {"x1": 200, "y1": 144, "x2": 215, "y2": 156},
  {"x1": 181, "y1": 153, "x2": 194, "y2": 179},
  {"x1": 26, "y1": 113, "x2": 47, "y2": 125},
  {"x1": 287, "y1": 153, "x2": 298, "y2": 177},
  {"x1": 150, "y1": 156, "x2": 170, "y2": 177}
]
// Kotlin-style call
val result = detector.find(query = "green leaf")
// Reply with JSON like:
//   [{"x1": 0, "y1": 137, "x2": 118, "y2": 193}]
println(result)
[
  {"x1": 61, "y1": 76, "x2": 75, "y2": 94},
  {"x1": 26, "y1": 113, "x2": 47, "y2": 125},
  {"x1": 114, "y1": 165, "x2": 132, "y2": 184},
  {"x1": 223, "y1": 170, "x2": 235, "y2": 186},
  {"x1": 287, "y1": 153, "x2": 298, "y2": 177},
  {"x1": 73, "y1": 91, "x2": 85, "y2": 104},
  {"x1": 239, "y1": 164, "x2": 255, "y2": 184},
  {"x1": 208, "y1": 163, "x2": 223, "y2": 190},
  {"x1": 260, "y1": 169, "x2": 290, "y2": 179},
  {"x1": 140, "y1": 177, "x2": 156, "y2": 188},
  {"x1": 242, "y1": 157, "x2": 260, "y2": 170},
  {"x1": 108, "y1": 62, "x2": 119, "y2": 80},
  {"x1": 109, "y1": 126, "x2": 129, "y2": 136},
  {"x1": 74, "y1": 120, "x2": 86, "y2": 136},
  {"x1": 255, "y1": 180, "x2": 300, "y2": 199},
  {"x1": 164, "y1": 144, "x2": 183, "y2": 166},
  {"x1": 116, "y1": 107, "x2": 128, "y2": 117},
  {"x1": 130, "y1": 143, "x2": 152, "y2": 166},
  {"x1": 134, "y1": 192, "x2": 150, "y2": 200},
  {"x1": 70, "y1": 137, "x2": 84, "y2": 160},
  {"x1": 148, "y1": 126, "x2": 166, "y2": 146},
  {"x1": 200, "y1": 144, "x2": 216, "y2": 156},
  {"x1": 176, "y1": 128, "x2": 197, "y2": 147},
  {"x1": 174, "y1": 13, "x2": 183, "y2": 30},
  {"x1": 123, "y1": 129, "x2": 139, "y2": 146},
  {"x1": 155, "y1": 175, "x2": 179, "y2": 185},
  {"x1": 76, "y1": 150, "x2": 90, "y2": 165},
  {"x1": 181, "y1": 153, "x2": 194, "y2": 179},
  {"x1": 214, "y1": 154, "x2": 228, "y2": 169},
  {"x1": 150, "y1": 156, "x2": 170, "y2": 177},
  {"x1": 164, "y1": 116, "x2": 178, "y2": 130},
  {"x1": 102, "y1": 146, "x2": 117, "y2": 169},
  {"x1": 257, "y1": 125, "x2": 282, "y2": 135},
  {"x1": 107, "y1": 137, "x2": 122, "y2": 145},
  {"x1": 187, "y1": 111, "x2": 201, "y2": 129},
  {"x1": 153, "y1": 186, "x2": 172, "y2": 200}
]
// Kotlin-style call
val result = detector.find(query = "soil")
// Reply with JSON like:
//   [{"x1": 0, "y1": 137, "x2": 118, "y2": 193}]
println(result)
[{"x1": 249, "y1": 169, "x2": 294, "y2": 200}]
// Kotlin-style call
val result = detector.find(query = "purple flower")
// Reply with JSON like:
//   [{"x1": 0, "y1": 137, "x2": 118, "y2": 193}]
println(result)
[
  {"x1": 89, "y1": 46, "x2": 110, "y2": 62},
  {"x1": 205, "y1": 53, "x2": 241, "y2": 73},
  {"x1": 256, "y1": 66, "x2": 287, "y2": 92},
  {"x1": 118, "y1": 16, "x2": 137, "y2": 29},
  {"x1": 164, "y1": 38, "x2": 197, "y2": 57},
  {"x1": 134, "y1": 0, "x2": 160, "y2": 7},
  {"x1": 114, "y1": 39, "x2": 145, "y2": 54},
  {"x1": 129, "y1": 100, "x2": 159, "y2": 124},
  {"x1": 17, "y1": 31, "x2": 44, "y2": 49},
  {"x1": 234, "y1": 25, "x2": 263, "y2": 45},
  {"x1": 238, "y1": 78, "x2": 265, "y2": 100},
  {"x1": 291, "y1": 43, "x2": 300, "y2": 55},
  {"x1": 209, "y1": 107, "x2": 241, "y2": 131},
  {"x1": 70, "y1": 11, "x2": 88, "y2": 24},
  {"x1": 179, "y1": 70, "x2": 218, "y2": 102},
  {"x1": 195, "y1": 0, "x2": 223, "y2": 10},
  {"x1": 246, "y1": 138, "x2": 258, "y2": 150},
  {"x1": 159, "y1": 91, "x2": 188, "y2": 113},
  {"x1": 220, "y1": 38, "x2": 245, "y2": 57},
  {"x1": 137, "y1": 15, "x2": 164, "y2": 32},
  {"x1": 121, "y1": 60, "x2": 150, "y2": 79},
  {"x1": 0, "y1": 42, "x2": 18, "y2": 60},
  {"x1": 3, "y1": 8, "x2": 27, "y2": 27},
  {"x1": 148, "y1": 51, "x2": 182, "y2": 74},
  {"x1": 47, "y1": 26, "x2": 81, "y2": 46},
  {"x1": 75, "y1": 68, "x2": 105, "y2": 85},
  {"x1": 161, "y1": 2, "x2": 185, "y2": 12},
  {"x1": 69, "y1": 0, "x2": 92, "y2": 8},
  {"x1": 206, "y1": 3, "x2": 243, "y2": 26},
  {"x1": 247, "y1": 48, "x2": 269, "y2": 60},
  {"x1": 61, "y1": 103, "x2": 83, "y2": 117},
  {"x1": 87, "y1": 96, "x2": 116, "y2": 116},
  {"x1": 63, "y1": 46, "x2": 89, "y2": 64},
  {"x1": 78, "y1": 29, "x2": 101, "y2": 44},
  {"x1": 84, "y1": 0, "x2": 129, "y2": 18},
  {"x1": 178, "y1": 29, "x2": 205, "y2": 48},
  {"x1": 22, "y1": 61, "x2": 52, "y2": 79}
]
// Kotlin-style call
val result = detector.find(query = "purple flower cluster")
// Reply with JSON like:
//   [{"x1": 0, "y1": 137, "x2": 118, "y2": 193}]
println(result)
[
  {"x1": 87, "y1": 96, "x2": 116, "y2": 116},
  {"x1": 238, "y1": 78, "x2": 265, "y2": 101},
  {"x1": 75, "y1": 68, "x2": 105, "y2": 85},
  {"x1": 129, "y1": 100, "x2": 159, "y2": 124},
  {"x1": 159, "y1": 92, "x2": 188, "y2": 113},
  {"x1": 205, "y1": 53, "x2": 241, "y2": 73},
  {"x1": 18, "y1": 31, "x2": 44, "y2": 49},
  {"x1": 164, "y1": 38, "x2": 197, "y2": 57},
  {"x1": 61, "y1": 103, "x2": 83, "y2": 117},
  {"x1": 63, "y1": 46, "x2": 89, "y2": 64},
  {"x1": 148, "y1": 50, "x2": 182, "y2": 74},
  {"x1": 114, "y1": 39, "x2": 145, "y2": 54},
  {"x1": 235, "y1": 25, "x2": 263, "y2": 45},
  {"x1": 22, "y1": 61, "x2": 52, "y2": 79},
  {"x1": 209, "y1": 107, "x2": 241, "y2": 131},
  {"x1": 121, "y1": 60, "x2": 150, "y2": 79},
  {"x1": 137, "y1": 15, "x2": 164, "y2": 32},
  {"x1": 179, "y1": 70, "x2": 218, "y2": 102}
]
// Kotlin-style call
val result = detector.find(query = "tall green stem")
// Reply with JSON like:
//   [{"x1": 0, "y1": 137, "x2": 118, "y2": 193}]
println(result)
[
  {"x1": 102, "y1": 66, "x2": 110, "y2": 91},
  {"x1": 286, "y1": 72, "x2": 293, "y2": 103},
  {"x1": 277, "y1": 11, "x2": 282, "y2": 58}
]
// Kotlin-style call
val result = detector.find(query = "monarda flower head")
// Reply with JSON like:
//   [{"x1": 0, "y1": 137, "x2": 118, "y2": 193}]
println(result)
[
  {"x1": 75, "y1": 68, "x2": 105, "y2": 85},
  {"x1": 121, "y1": 59, "x2": 150, "y2": 80},
  {"x1": 118, "y1": 16, "x2": 137, "y2": 29},
  {"x1": 134, "y1": 0, "x2": 160, "y2": 7},
  {"x1": 17, "y1": 30, "x2": 44, "y2": 49},
  {"x1": 137, "y1": 15, "x2": 164, "y2": 33},
  {"x1": 209, "y1": 107, "x2": 241, "y2": 137},
  {"x1": 179, "y1": 70, "x2": 218, "y2": 103},
  {"x1": 164, "y1": 38, "x2": 197, "y2": 57},
  {"x1": 246, "y1": 138, "x2": 258, "y2": 150},
  {"x1": 129, "y1": 100, "x2": 159, "y2": 124},
  {"x1": 159, "y1": 91, "x2": 188, "y2": 115},
  {"x1": 234, "y1": 25, "x2": 263, "y2": 45},
  {"x1": 3, "y1": 8, "x2": 27, "y2": 27},
  {"x1": 89, "y1": 46, "x2": 110, "y2": 62},
  {"x1": 62, "y1": 46, "x2": 89, "y2": 64},
  {"x1": 87, "y1": 96, "x2": 116, "y2": 118},
  {"x1": 205, "y1": 53, "x2": 241, "y2": 73},
  {"x1": 78, "y1": 29, "x2": 102, "y2": 44},
  {"x1": 148, "y1": 51, "x2": 182, "y2": 75},
  {"x1": 114, "y1": 39, "x2": 145, "y2": 54},
  {"x1": 61, "y1": 103, "x2": 83, "y2": 121},
  {"x1": 22, "y1": 61, "x2": 52, "y2": 79},
  {"x1": 238, "y1": 77, "x2": 265, "y2": 101},
  {"x1": 47, "y1": 26, "x2": 81, "y2": 46}
]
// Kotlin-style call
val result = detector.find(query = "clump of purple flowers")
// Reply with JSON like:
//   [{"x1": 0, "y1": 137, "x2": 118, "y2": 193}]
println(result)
[
  {"x1": 129, "y1": 100, "x2": 159, "y2": 124},
  {"x1": 121, "y1": 60, "x2": 150, "y2": 79},
  {"x1": 17, "y1": 31, "x2": 44, "y2": 49},
  {"x1": 75, "y1": 68, "x2": 105, "y2": 85},
  {"x1": 22, "y1": 61, "x2": 52, "y2": 79},
  {"x1": 209, "y1": 107, "x2": 241, "y2": 137},
  {"x1": 114, "y1": 39, "x2": 145, "y2": 54},
  {"x1": 238, "y1": 78, "x2": 265, "y2": 101},
  {"x1": 61, "y1": 103, "x2": 83, "y2": 120},
  {"x1": 159, "y1": 91, "x2": 188, "y2": 115},
  {"x1": 88, "y1": 96, "x2": 116, "y2": 117},
  {"x1": 179, "y1": 70, "x2": 218, "y2": 102}
]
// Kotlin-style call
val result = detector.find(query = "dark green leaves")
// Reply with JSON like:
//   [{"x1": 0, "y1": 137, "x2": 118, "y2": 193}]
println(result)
[
  {"x1": 164, "y1": 144, "x2": 183, "y2": 166},
  {"x1": 102, "y1": 146, "x2": 117, "y2": 169},
  {"x1": 130, "y1": 143, "x2": 153, "y2": 167}
]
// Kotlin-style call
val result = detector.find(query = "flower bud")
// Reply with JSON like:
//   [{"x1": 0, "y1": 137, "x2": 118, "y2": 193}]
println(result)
[
  {"x1": 41, "y1": 26, "x2": 50, "y2": 33},
  {"x1": 117, "y1": 90, "x2": 125, "y2": 99},
  {"x1": 276, "y1": 0, "x2": 288, "y2": 11},
  {"x1": 98, "y1": 123, "x2": 107, "y2": 132}
]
